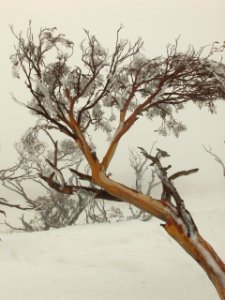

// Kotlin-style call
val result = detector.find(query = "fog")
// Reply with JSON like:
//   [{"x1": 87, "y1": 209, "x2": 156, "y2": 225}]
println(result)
[{"x1": 0, "y1": 0, "x2": 224, "y2": 204}]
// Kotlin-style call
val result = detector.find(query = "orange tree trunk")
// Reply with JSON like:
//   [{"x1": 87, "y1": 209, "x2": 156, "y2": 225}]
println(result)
[
  {"x1": 165, "y1": 217, "x2": 225, "y2": 299},
  {"x1": 93, "y1": 170, "x2": 225, "y2": 299}
]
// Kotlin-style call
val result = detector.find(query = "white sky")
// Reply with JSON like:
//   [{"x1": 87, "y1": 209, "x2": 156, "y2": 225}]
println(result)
[{"x1": 0, "y1": 0, "x2": 224, "y2": 204}]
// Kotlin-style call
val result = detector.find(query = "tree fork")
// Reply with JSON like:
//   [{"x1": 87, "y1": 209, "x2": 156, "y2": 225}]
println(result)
[{"x1": 93, "y1": 171, "x2": 168, "y2": 221}]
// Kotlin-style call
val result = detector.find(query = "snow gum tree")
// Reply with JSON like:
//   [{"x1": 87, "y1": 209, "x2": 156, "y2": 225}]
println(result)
[{"x1": 10, "y1": 23, "x2": 225, "y2": 298}]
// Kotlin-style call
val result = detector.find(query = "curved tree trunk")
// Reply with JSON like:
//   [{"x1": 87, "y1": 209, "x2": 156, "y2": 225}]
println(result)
[{"x1": 93, "y1": 171, "x2": 225, "y2": 299}]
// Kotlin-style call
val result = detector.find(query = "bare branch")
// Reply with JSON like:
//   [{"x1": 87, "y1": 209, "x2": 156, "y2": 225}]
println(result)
[
  {"x1": 138, "y1": 146, "x2": 198, "y2": 236},
  {"x1": 0, "y1": 198, "x2": 33, "y2": 211},
  {"x1": 203, "y1": 145, "x2": 225, "y2": 176},
  {"x1": 169, "y1": 168, "x2": 199, "y2": 180}
]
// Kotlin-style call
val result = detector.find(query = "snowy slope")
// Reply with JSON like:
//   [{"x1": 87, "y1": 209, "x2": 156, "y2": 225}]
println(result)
[{"x1": 0, "y1": 208, "x2": 224, "y2": 300}]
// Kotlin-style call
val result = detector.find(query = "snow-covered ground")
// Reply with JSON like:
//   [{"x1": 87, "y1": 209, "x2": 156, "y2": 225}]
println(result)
[{"x1": 0, "y1": 206, "x2": 224, "y2": 300}]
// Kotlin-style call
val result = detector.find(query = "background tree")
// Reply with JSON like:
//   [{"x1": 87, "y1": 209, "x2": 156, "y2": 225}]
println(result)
[
  {"x1": 1, "y1": 125, "x2": 148, "y2": 230},
  {"x1": 0, "y1": 126, "x2": 124, "y2": 230},
  {"x1": 10, "y1": 24, "x2": 225, "y2": 298},
  {"x1": 204, "y1": 143, "x2": 225, "y2": 177},
  {"x1": 1, "y1": 136, "x2": 199, "y2": 229}
]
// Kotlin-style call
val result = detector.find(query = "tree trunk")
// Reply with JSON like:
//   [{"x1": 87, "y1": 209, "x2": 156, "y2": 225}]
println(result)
[
  {"x1": 93, "y1": 171, "x2": 225, "y2": 299},
  {"x1": 165, "y1": 217, "x2": 225, "y2": 300}
]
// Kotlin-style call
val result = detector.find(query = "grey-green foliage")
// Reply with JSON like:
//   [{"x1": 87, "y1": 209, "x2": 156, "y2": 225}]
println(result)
[{"x1": 21, "y1": 191, "x2": 90, "y2": 231}]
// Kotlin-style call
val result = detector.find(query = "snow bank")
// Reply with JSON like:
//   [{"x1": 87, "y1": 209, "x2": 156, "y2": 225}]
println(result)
[{"x1": 0, "y1": 208, "x2": 224, "y2": 300}]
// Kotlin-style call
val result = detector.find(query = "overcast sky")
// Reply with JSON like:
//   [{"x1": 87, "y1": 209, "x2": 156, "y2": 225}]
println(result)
[{"x1": 0, "y1": 0, "x2": 224, "y2": 206}]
